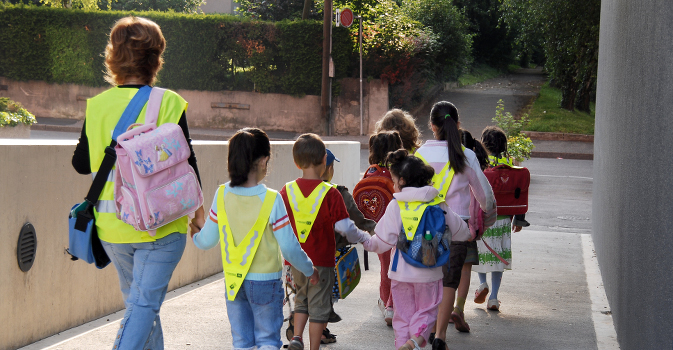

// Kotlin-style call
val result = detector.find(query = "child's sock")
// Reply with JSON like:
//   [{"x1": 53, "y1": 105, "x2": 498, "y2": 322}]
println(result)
[
  {"x1": 478, "y1": 272, "x2": 487, "y2": 285},
  {"x1": 489, "y1": 272, "x2": 503, "y2": 300},
  {"x1": 454, "y1": 297, "x2": 467, "y2": 313}
]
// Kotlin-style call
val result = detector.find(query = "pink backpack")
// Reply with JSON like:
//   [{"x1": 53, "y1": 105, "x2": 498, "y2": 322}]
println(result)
[{"x1": 114, "y1": 88, "x2": 203, "y2": 235}]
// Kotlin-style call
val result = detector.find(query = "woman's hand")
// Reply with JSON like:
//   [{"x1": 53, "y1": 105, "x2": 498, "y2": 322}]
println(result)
[{"x1": 189, "y1": 206, "x2": 205, "y2": 237}]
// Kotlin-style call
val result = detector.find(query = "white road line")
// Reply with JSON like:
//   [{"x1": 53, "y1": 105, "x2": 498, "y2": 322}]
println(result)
[
  {"x1": 581, "y1": 234, "x2": 620, "y2": 349},
  {"x1": 19, "y1": 273, "x2": 225, "y2": 350},
  {"x1": 532, "y1": 174, "x2": 593, "y2": 180}
]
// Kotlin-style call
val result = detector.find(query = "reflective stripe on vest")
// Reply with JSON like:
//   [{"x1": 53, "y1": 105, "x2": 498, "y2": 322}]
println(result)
[
  {"x1": 398, "y1": 201, "x2": 430, "y2": 240},
  {"x1": 285, "y1": 181, "x2": 335, "y2": 243},
  {"x1": 414, "y1": 152, "x2": 455, "y2": 205},
  {"x1": 96, "y1": 200, "x2": 117, "y2": 214},
  {"x1": 218, "y1": 185, "x2": 276, "y2": 301},
  {"x1": 488, "y1": 155, "x2": 514, "y2": 167},
  {"x1": 91, "y1": 171, "x2": 115, "y2": 183}
]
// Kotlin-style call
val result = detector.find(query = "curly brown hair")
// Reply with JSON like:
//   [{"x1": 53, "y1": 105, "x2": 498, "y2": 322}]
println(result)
[
  {"x1": 374, "y1": 109, "x2": 421, "y2": 152},
  {"x1": 104, "y1": 16, "x2": 166, "y2": 86}
]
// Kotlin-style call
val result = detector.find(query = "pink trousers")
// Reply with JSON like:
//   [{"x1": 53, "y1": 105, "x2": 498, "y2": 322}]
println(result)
[
  {"x1": 391, "y1": 279, "x2": 443, "y2": 348},
  {"x1": 378, "y1": 252, "x2": 394, "y2": 308}
]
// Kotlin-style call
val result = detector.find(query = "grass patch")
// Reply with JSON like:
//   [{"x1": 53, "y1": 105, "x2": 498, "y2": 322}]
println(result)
[
  {"x1": 526, "y1": 82, "x2": 595, "y2": 135},
  {"x1": 458, "y1": 64, "x2": 502, "y2": 87}
]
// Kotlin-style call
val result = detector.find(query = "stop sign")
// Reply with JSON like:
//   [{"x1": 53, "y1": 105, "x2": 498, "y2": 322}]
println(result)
[{"x1": 340, "y1": 8, "x2": 354, "y2": 28}]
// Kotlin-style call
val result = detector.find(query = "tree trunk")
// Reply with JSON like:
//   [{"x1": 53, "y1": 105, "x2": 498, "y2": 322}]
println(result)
[
  {"x1": 575, "y1": 77, "x2": 593, "y2": 113},
  {"x1": 561, "y1": 80, "x2": 578, "y2": 111},
  {"x1": 302, "y1": 0, "x2": 312, "y2": 19}
]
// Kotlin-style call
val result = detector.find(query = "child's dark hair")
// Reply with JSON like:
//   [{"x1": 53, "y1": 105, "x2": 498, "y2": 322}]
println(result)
[
  {"x1": 430, "y1": 101, "x2": 467, "y2": 174},
  {"x1": 228, "y1": 128, "x2": 270, "y2": 187},
  {"x1": 293, "y1": 133, "x2": 326, "y2": 168},
  {"x1": 461, "y1": 129, "x2": 489, "y2": 171},
  {"x1": 481, "y1": 126, "x2": 508, "y2": 157},
  {"x1": 386, "y1": 149, "x2": 435, "y2": 189},
  {"x1": 369, "y1": 130, "x2": 403, "y2": 165}
]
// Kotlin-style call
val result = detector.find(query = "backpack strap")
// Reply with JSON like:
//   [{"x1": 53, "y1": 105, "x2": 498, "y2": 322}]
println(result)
[
  {"x1": 145, "y1": 87, "x2": 166, "y2": 125},
  {"x1": 391, "y1": 247, "x2": 400, "y2": 272},
  {"x1": 85, "y1": 86, "x2": 152, "y2": 206}
]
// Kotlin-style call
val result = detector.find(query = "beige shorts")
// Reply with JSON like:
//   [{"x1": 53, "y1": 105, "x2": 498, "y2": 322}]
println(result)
[{"x1": 291, "y1": 265, "x2": 334, "y2": 323}]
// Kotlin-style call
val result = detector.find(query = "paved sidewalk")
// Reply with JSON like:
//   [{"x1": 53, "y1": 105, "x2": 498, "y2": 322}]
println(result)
[{"x1": 20, "y1": 158, "x2": 616, "y2": 350}]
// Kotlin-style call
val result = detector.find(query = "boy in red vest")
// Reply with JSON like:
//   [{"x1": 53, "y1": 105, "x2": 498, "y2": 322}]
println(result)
[{"x1": 280, "y1": 134, "x2": 369, "y2": 350}]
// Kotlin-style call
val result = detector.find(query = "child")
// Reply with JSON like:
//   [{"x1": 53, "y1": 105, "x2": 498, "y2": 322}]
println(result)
[
  {"x1": 192, "y1": 128, "x2": 319, "y2": 350},
  {"x1": 414, "y1": 101, "x2": 496, "y2": 350},
  {"x1": 280, "y1": 134, "x2": 370, "y2": 350},
  {"x1": 472, "y1": 126, "x2": 526, "y2": 311},
  {"x1": 374, "y1": 109, "x2": 422, "y2": 153},
  {"x1": 321, "y1": 148, "x2": 377, "y2": 343},
  {"x1": 360, "y1": 150, "x2": 471, "y2": 350},
  {"x1": 362, "y1": 130, "x2": 404, "y2": 325}
]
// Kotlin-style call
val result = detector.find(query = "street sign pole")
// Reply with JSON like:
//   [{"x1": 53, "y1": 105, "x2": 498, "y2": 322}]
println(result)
[{"x1": 359, "y1": 15, "x2": 363, "y2": 136}]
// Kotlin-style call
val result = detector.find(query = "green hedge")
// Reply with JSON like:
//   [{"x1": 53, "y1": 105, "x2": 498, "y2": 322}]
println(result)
[{"x1": 0, "y1": 4, "x2": 355, "y2": 95}]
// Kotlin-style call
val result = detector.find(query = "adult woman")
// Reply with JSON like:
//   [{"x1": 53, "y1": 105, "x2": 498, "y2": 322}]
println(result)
[
  {"x1": 71, "y1": 16, "x2": 204, "y2": 350},
  {"x1": 414, "y1": 101, "x2": 495, "y2": 350}
]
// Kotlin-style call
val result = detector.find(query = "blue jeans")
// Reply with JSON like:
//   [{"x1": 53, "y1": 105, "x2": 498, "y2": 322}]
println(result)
[
  {"x1": 102, "y1": 233, "x2": 186, "y2": 350},
  {"x1": 225, "y1": 279, "x2": 285, "y2": 350}
]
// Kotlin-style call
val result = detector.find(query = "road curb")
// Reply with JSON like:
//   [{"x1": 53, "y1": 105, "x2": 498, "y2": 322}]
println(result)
[
  {"x1": 524, "y1": 131, "x2": 594, "y2": 142},
  {"x1": 531, "y1": 151, "x2": 593, "y2": 160}
]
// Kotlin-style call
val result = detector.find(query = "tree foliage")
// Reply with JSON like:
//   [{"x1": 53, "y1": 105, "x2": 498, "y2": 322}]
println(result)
[
  {"x1": 501, "y1": 0, "x2": 600, "y2": 112},
  {"x1": 35, "y1": 0, "x2": 203, "y2": 13}
]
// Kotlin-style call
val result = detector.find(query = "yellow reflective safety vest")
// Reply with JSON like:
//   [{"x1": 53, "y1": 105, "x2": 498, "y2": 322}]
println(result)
[
  {"x1": 397, "y1": 201, "x2": 430, "y2": 240},
  {"x1": 285, "y1": 181, "x2": 336, "y2": 243},
  {"x1": 218, "y1": 185, "x2": 277, "y2": 301},
  {"x1": 488, "y1": 154, "x2": 514, "y2": 167},
  {"x1": 86, "y1": 87, "x2": 188, "y2": 243}
]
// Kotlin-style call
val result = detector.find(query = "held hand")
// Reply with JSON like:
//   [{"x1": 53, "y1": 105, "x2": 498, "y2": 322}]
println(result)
[
  {"x1": 190, "y1": 206, "x2": 205, "y2": 237},
  {"x1": 513, "y1": 225, "x2": 523, "y2": 233},
  {"x1": 309, "y1": 267, "x2": 320, "y2": 285}
]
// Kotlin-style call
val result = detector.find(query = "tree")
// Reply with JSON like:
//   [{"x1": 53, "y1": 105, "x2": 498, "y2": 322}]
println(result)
[
  {"x1": 38, "y1": 0, "x2": 204, "y2": 12},
  {"x1": 501, "y1": 0, "x2": 600, "y2": 112}
]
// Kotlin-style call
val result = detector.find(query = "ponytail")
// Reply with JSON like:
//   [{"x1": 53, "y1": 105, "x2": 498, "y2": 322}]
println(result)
[
  {"x1": 430, "y1": 101, "x2": 466, "y2": 173},
  {"x1": 461, "y1": 128, "x2": 489, "y2": 171},
  {"x1": 228, "y1": 128, "x2": 271, "y2": 187}
]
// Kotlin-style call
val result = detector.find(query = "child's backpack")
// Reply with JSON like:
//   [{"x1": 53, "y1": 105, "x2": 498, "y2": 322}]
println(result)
[
  {"x1": 391, "y1": 202, "x2": 450, "y2": 270},
  {"x1": 113, "y1": 88, "x2": 204, "y2": 234},
  {"x1": 484, "y1": 163, "x2": 530, "y2": 216},
  {"x1": 353, "y1": 165, "x2": 395, "y2": 222}
]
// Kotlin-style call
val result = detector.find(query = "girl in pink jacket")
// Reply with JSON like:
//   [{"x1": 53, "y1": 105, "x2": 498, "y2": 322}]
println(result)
[{"x1": 361, "y1": 150, "x2": 470, "y2": 350}]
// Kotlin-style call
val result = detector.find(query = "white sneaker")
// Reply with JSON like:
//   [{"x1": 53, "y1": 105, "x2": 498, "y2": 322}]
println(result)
[
  {"x1": 384, "y1": 308, "x2": 394, "y2": 326},
  {"x1": 487, "y1": 299, "x2": 501, "y2": 311},
  {"x1": 378, "y1": 298, "x2": 386, "y2": 317}
]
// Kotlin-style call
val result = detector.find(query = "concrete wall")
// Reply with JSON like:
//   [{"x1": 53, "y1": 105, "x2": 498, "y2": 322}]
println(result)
[
  {"x1": 199, "y1": 0, "x2": 235, "y2": 14},
  {"x1": 0, "y1": 77, "x2": 389, "y2": 136},
  {"x1": 593, "y1": 1, "x2": 673, "y2": 349},
  {"x1": 0, "y1": 140, "x2": 360, "y2": 350},
  {"x1": 332, "y1": 78, "x2": 389, "y2": 135}
]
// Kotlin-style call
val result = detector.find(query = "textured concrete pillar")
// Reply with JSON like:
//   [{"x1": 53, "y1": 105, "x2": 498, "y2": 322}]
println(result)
[{"x1": 594, "y1": 1, "x2": 673, "y2": 349}]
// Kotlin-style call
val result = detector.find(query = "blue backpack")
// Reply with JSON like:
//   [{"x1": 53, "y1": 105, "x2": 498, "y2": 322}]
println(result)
[{"x1": 391, "y1": 201, "x2": 450, "y2": 270}]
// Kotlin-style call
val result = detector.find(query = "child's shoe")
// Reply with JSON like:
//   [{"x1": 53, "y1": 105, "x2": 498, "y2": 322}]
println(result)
[
  {"x1": 384, "y1": 308, "x2": 394, "y2": 326},
  {"x1": 474, "y1": 282, "x2": 489, "y2": 304},
  {"x1": 450, "y1": 311, "x2": 470, "y2": 332},
  {"x1": 321, "y1": 328, "x2": 337, "y2": 344},
  {"x1": 432, "y1": 338, "x2": 450, "y2": 350},
  {"x1": 487, "y1": 299, "x2": 500, "y2": 311},
  {"x1": 288, "y1": 335, "x2": 304, "y2": 350}
]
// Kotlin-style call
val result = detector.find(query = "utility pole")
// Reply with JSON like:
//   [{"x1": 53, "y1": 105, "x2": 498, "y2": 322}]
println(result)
[
  {"x1": 321, "y1": 0, "x2": 332, "y2": 135},
  {"x1": 302, "y1": 0, "x2": 312, "y2": 20}
]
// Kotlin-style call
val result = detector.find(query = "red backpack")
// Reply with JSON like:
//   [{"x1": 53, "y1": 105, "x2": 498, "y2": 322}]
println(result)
[
  {"x1": 353, "y1": 165, "x2": 395, "y2": 222},
  {"x1": 484, "y1": 164, "x2": 530, "y2": 216}
]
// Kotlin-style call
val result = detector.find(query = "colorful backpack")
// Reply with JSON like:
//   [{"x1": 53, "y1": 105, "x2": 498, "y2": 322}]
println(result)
[
  {"x1": 392, "y1": 202, "x2": 450, "y2": 270},
  {"x1": 114, "y1": 87, "x2": 204, "y2": 234},
  {"x1": 353, "y1": 165, "x2": 395, "y2": 222}
]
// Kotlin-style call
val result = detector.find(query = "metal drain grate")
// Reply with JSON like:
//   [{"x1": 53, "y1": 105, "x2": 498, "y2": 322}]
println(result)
[{"x1": 17, "y1": 223, "x2": 37, "y2": 272}]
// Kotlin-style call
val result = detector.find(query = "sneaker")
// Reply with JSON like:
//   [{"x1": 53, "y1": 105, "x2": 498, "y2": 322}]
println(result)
[
  {"x1": 384, "y1": 308, "x2": 394, "y2": 326},
  {"x1": 378, "y1": 298, "x2": 386, "y2": 317},
  {"x1": 487, "y1": 299, "x2": 500, "y2": 311},
  {"x1": 321, "y1": 328, "x2": 337, "y2": 344},
  {"x1": 288, "y1": 335, "x2": 304, "y2": 350},
  {"x1": 474, "y1": 282, "x2": 489, "y2": 304},
  {"x1": 450, "y1": 311, "x2": 470, "y2": 333}
]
